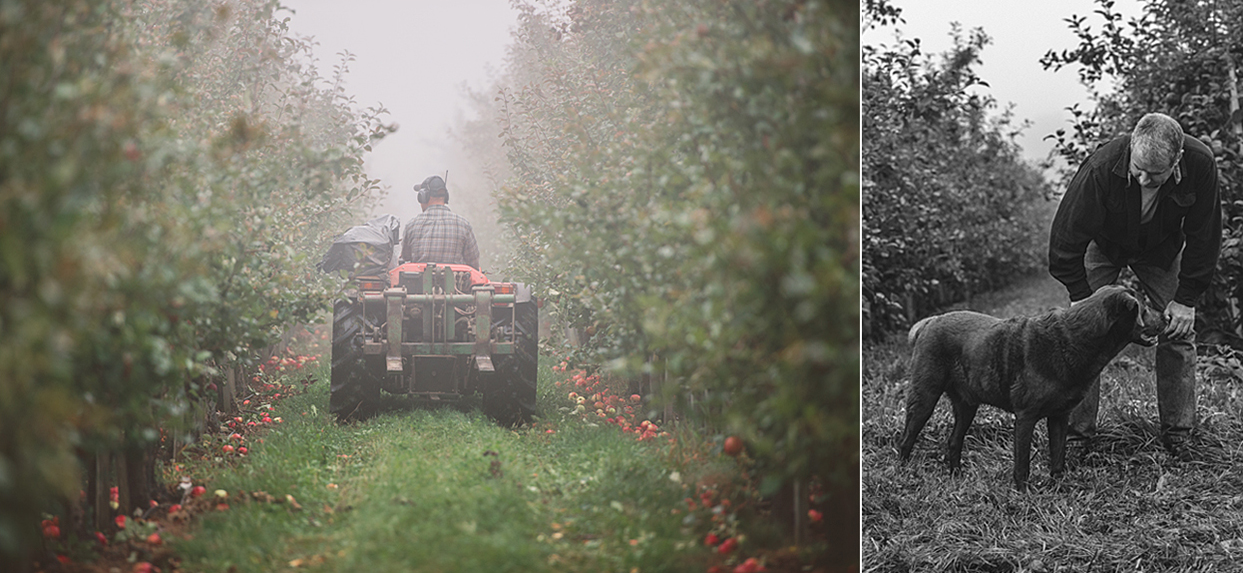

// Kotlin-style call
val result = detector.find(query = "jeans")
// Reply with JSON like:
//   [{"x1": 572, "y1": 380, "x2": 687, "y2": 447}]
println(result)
[{"x1": 1068, "y1": 241, "x2": 1198, "y2": 443}]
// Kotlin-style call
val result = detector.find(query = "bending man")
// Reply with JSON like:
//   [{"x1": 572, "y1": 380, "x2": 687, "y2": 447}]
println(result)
[{"x1": 1048, "y1": 112, "x2": 1222, "y2": 460}]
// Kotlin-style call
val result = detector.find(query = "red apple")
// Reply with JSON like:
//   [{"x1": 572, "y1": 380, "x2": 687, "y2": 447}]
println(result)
[
  {"x1": 733, "y1": 557, "x2": 762, "y2": 573},
  {"x1": 723, "y1": 436, "x2": 743, "y2": 457},
  {"x1": 190, "y1": 485, "x2": 206, "y2": 498}
]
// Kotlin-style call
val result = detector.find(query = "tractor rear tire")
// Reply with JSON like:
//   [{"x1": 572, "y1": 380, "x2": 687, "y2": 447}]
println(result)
[
  {"x1": 329, "y1": 298, "x2": 381, "y2": 422},
  {"x1": 483, "y1": 300, "x2": 538, "y2": 427}
]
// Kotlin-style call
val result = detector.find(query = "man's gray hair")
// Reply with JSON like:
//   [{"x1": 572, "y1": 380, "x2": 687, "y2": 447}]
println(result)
[{"x1": 1131, "y1": 113, "x2": 1184, "y2": 169}]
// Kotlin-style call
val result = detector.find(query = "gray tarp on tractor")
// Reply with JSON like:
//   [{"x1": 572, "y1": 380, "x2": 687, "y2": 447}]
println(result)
[{"x1": 318, "y1": 214, "x2": 402, "y2": 277}]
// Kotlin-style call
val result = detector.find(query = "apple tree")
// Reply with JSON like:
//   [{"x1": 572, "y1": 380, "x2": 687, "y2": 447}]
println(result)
[
  {"x1": 458, "y1": 0, "x2": 858, "y2": 555},
  {"x1": 0, "y1": 0, "x2": 386, "y2": 562},
  {"x1": 862, "y1": 0, "x2": 1053, "y2": 340}
]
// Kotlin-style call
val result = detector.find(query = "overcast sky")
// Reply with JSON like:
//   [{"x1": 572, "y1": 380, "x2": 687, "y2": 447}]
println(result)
[
  {"x1": 282, "y1": 1, "x2": 1157, "y2": 221},
  {"x1": 279, "y1": 0, "x2": 519, "y2": 244},
  {"x1": 865, "y1": 0, "x2": 1144, "y2": 171}
]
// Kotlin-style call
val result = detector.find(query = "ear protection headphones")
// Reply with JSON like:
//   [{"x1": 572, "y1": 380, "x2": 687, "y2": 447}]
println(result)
[{"x1": 416, "y1": 173, "x2": 449, "y2": 204}]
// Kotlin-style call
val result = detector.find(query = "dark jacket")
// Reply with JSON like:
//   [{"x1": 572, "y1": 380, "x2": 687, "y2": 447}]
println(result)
[{"x1": 1048, "y1": 134, "x2": 1221, "y2": 307}]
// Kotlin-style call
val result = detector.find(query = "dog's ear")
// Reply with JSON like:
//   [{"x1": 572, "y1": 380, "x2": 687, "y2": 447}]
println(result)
[
  {"x1": 1095, "y1": 287, "x2": 1139, "y2": 340},
  {"x1": 1117, "y1": 288, "x2": 1139, "y2": 312},
  {"x1": 1126, "y1": 290, "x2": 1142, "y2": 319}
]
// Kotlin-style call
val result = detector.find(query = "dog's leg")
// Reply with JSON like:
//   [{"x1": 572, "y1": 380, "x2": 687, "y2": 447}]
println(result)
[
  {"x1": 898, "y1": 363, "x2": 945, "y2": 462},
  {"x1": 1012, "y1": 415, "x2": 1039, "y2": 491},
  {"x1": 1047, "y1": 413, "x2": 1069, "y2": 478},
  {"x1": 946, "y1": 398, "x2": 978, "y2": 474}
]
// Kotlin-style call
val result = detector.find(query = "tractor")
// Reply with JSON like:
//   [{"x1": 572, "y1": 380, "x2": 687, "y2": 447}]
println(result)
[{"x1": 320, "y1": 215, "x2": 537, "y2": 425}]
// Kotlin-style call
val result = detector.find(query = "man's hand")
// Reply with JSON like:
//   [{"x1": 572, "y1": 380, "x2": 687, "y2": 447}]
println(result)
[{"x1": 1164, "y1": 301, "x2": 1195, "y2": 339}]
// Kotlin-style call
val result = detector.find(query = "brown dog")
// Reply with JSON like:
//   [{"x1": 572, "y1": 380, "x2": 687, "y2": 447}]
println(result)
[{"x1": 898, "y1": 285, "x2": 1163, "y2": 490}]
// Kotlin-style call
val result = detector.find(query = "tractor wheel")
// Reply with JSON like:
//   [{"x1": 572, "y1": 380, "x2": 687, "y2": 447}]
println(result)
[
  {"x1": 483, "y1": 300, "x2": 538, "y2": 427},
  {"x1": 329, "y1": 298, "x2": 381, "y2": 422}
]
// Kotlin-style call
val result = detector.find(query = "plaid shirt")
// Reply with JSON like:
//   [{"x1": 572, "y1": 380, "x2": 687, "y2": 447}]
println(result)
[{"x1": 401, "y1": 205, "x2": 481, "y2": 269}]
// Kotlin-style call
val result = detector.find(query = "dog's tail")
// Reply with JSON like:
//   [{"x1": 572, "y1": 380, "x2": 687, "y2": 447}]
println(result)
[{"x1": 908, "y1": 316, "x2": 935, "y2": 345}]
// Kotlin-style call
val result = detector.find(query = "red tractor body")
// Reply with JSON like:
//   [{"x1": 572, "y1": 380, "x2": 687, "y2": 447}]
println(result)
[{"x1": 327, "y1": 255, "x2": 537, "y2": 424}]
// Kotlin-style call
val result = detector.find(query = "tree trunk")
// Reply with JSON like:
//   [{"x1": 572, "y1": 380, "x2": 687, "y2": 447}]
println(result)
[
  {"x1": 115, "y1": 451, "x2": 130, "y2": 519},
  {"x1": 792, "y1": 478, "x2": 809, "y2": 545},
  {"x1": 125, "y1": 445, "x2": 156, "y2": 512},
  {"x1": 1226, "y1": 56, "x2": 1241, "y2": 336},
  {"x1": 218, "y1": 365, "x2": 238, "y2": 415},
  {"x1": 84, "y1": 450, "x2": 98, "y2": 533},
  {"x1": 662, "y1": 368, "x2": 676, "y2": 423},
  {"x1": 259, "y1": 324, "x2": 298, "y2": 367},
  {"x1": 93, "y1": 451, "x2": 112, "y2": 532},
  {"x1": 1228, "y1": 55, "x2": 1241, "y2": 149}
]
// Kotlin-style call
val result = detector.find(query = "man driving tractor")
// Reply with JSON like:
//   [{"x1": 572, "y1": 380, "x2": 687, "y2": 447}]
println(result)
[
  {"x1": 401, "y1": 175, "x2": 480, "y2": 270},
  {"x1": 325, "y1": 174, "x2": 534, "y2": 426}
]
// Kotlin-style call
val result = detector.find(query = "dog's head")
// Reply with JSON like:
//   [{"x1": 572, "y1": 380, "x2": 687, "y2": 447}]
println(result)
[{"x1": 1093, "y1": 285, "x2": 1164, "y2": 346}]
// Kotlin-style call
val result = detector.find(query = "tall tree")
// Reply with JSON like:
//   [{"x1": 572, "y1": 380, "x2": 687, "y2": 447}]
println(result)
[
  {"x1": 0, "y1": 0, "x2": 386, "y2": 563},
  {"x1": 862, "y1": 0, "x2": 1052, "y2": 339},
  {"x1": 459, "y1": 2, "x2": 859, "y2": 558}
]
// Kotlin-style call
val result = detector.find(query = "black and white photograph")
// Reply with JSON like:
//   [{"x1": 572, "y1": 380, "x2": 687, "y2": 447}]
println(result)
[{"x1": 864, "y1": 0, "x2": 1242, "y2": 570}]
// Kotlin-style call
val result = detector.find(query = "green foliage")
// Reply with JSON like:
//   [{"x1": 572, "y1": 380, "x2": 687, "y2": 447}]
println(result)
[
  {"x1": 122, "y1": 0, "x2": 392, "y2": 362},
  {"x1": 862, "y1": 0, "x2": 1053, "y2": 339},
  {"x1": 0, "y1": 0, "x2": 387, "y2": 562},
  {"x1": 1040, "y1": 0, "x2": 1243, "y2": 339},
  {"x1": 474, "y1": 0, "x2": 858, "y2": 493}
]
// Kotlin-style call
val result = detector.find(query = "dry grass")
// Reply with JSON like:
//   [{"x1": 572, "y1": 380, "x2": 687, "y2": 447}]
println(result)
[{"x1": 862, "y1": 274, "x2": 1243, "y2": 572}]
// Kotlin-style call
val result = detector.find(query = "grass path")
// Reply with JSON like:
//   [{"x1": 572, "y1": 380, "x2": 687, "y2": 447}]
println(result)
[
  {"x1": 159, "y1": 356, "x2": 823, "y2": 573},
  {"x1": 863, "y1": 273, "x2": 1243, "y2": 572}
]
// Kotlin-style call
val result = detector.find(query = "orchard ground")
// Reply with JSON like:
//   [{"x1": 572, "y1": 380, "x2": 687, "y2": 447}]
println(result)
[
  {"x1": 864, "y1": 272, "x2": 1243, "y2": 572},
  {"x1": 33, "y1": 322, "x2": 847, "y2": 573}
]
